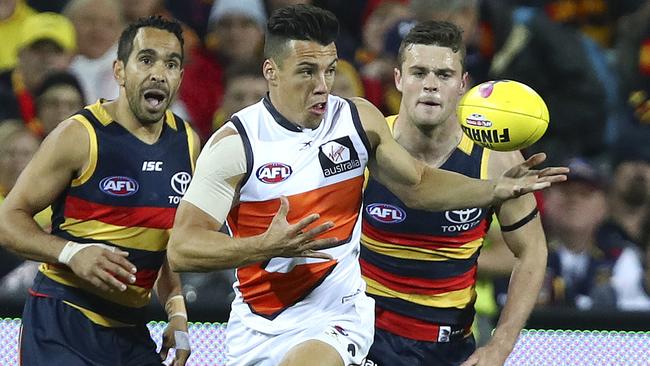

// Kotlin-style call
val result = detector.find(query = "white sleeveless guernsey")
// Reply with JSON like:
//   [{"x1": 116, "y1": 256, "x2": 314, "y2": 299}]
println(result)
[{"x1": 226, "y1": 95, "x2": 371, "y2": 334}]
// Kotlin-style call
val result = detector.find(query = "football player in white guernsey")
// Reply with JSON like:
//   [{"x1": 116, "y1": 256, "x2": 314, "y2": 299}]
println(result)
[{"x1": 168, "y1": 5, "x2": 568, "y2": 366}]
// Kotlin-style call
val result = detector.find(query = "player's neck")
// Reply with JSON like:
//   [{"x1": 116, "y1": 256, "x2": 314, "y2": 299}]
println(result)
[
  {"x1": 267, "y1": 90, "x2": 322, "y2": 130},
  {"x1": 103, "y1": 97, "x2": 164, "y2": 145},
  {"x1": 394, "y1": 115, "x2": 462, "y2": 167}
]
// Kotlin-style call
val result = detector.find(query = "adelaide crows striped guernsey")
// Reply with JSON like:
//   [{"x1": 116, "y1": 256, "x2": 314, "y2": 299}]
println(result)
[
  {"x1": 361, "y1": 115, "x2": 492, "y2": 341},
  {"x1": 32, "y1": 100, "x2": 196, "y2": 327}
]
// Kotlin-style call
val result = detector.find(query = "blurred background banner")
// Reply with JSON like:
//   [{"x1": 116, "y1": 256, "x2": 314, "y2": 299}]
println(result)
[{"x1": 1, "y1": 318, "x2": 649, "y2": 366}]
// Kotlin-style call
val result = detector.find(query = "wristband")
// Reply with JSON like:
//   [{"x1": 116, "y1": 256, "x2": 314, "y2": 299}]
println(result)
[
  {"x1": 165, "y1": 295, "x2": 185, "y2": 308},
  {"x1": 168, "y1": 312, "x2": 188, "y2": 321},
  {"x1": 57, "y1": 241, "x2": 115, "y2": 265},
  {"x1": 165, "y1": 295, "x2": 187, "y2": 320},
  {"x1": 174, "y1": 330, "x2": 191, "y2": 350},
  {"x1": 500, "y1": 207, "x2": 539, "y2": 232}
]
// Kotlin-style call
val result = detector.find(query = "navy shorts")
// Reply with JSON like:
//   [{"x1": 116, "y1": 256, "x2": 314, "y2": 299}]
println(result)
[
  {"x1": 20, "y1": 295, "x2": 163, "y2": 366},
  {"x1": 364, "y1": 328, "x2": 476, "y2": 366}
]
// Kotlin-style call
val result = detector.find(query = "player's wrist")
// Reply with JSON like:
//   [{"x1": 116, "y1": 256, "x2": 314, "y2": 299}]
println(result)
[
  {"x1": 488, "y1": 179, "x2": 503, "y2": 206},
  {"x1": 165, "y1": 294, "x2": 188, "y2": 321},
  {"x1": 57, "y1": 241, "x2": 114, "y2": 265}
]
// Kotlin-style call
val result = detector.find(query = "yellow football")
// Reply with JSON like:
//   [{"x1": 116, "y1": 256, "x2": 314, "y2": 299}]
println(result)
[{"x1": 457, "y1": 80, "x2": 549, "y2": 151}]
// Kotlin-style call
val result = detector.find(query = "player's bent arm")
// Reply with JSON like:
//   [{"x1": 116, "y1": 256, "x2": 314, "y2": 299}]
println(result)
[
  {"x1": 169, "y1": 128, "x2": 338, "y2": 272},
  {"x1": 169, "y1": 200, "x2": 271, "y2": 271},
  {"x1": 353, "y1": 97, "x2": 497, "y2": 210},
  {"x1": 0, "y1": 119, "x2": 89, "y2": 262},
  {"x1": 485, "y1": 150, "x2": 547, "y2": 356},
  {"x1": 168, "y1": 128, "x2": 254, "y2": 271}
]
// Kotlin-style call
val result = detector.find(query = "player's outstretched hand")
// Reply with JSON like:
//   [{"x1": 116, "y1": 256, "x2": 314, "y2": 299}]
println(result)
[
  {"x1": 67, "y1": 244, "x2": 137, "y2": 292},
  {"x1": 460, "y1": 343, "x2": 510, "y2": 366},
  {"x1": 262, "y1": 196, "x2": 339, "y2": 260},
  {"x1": 160, "y1": 316, "x2": 191, "y2": 366},
  {"x1": 494, "y1": 152, "x2": 569, "y2": 204}
]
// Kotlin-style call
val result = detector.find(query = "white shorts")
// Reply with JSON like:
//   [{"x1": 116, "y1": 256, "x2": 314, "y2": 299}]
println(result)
[{"x1": 225, "y1": 293, "x2": 375, "y2": 366}]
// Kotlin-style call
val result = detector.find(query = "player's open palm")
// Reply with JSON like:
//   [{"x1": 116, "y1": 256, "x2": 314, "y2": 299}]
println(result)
[
  {"x1": 68, "y1": 244, "x2": 137, "y2": 292},
  {"x1": 263, "y1": 196, "x2": 339, "y2": 259},
  {"x1": 495, "y1": 152, "x2": 568, "y2": 202}
]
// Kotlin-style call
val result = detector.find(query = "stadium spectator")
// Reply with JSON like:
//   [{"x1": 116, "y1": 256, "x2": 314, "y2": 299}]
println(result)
[
  {"x1": 64, "y1": 0, "x2": 124, "y2": 104},
  {"x1": 541, "y1": 157, "x2": 614, "y2": 309},
  {"x1": 354, "y1": 1, "x2": 412, "y2": 114},
  {"x1": 212, "y1": 66, "x2": 267, "y2": 131},
  {"x1": 0, "y1": 11, "x2": 76, "y2": 136},
  {"x1": 34, "y1": 71, "x2": 86, "y2": 135},
  {"x1": 597, "y1": 126, "x2": 650, "y2": 310},
  {"x1": 0, "y1": 120, "x2": 42, "y2": 280},
  {"x1": 330, "y1": 59, "x2": 365, "y2": 98},
  {"x1": 0, "y1": 0, "x2": 36, "y2": 72},
  {"x1": 178, "y1": 0, "x2": 266, "y2": 141}
]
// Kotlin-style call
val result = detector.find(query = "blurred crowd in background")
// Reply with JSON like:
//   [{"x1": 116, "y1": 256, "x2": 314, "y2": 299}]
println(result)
[{"x1": 2, "y1": 0, "x2": 650, "y2": 336}]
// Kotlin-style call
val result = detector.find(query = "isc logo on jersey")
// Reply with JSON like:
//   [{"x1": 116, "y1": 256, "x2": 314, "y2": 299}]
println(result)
[
  {"x1": 100, "y1": 176, "x2": 139, "y2": 196},
  {"x1": 256, "y1": 163, "x2": 292, "y2": 184},
  {"x1": 366, "y1": 203, "x2": 406, "y2": 223}
]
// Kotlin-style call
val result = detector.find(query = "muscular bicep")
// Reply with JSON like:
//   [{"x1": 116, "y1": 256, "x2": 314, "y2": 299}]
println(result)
[
  {"x1": 2, "y1": 119, "x2": 89, "y2": 215},
  {"x1": 353, "y1": 97, "x2": 422, "y2": 188},
  {"x1": 489, "y1": 150, "x2": 544, "y2": 255},
  {"x1": 180, "y1": 127, "x2": 246, "y2": 226}
]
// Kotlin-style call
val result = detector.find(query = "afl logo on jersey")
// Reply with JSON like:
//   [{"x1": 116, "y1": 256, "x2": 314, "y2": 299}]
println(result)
[
  {"x1": 366, "y1": 203, "x2": 406, "y2": 223},
  {"x1": 99, "y1": 176, "x2": 139, "y2": 196},
  {"x1": 256, "y1": 163, "x2": 292, "y2": 184}
]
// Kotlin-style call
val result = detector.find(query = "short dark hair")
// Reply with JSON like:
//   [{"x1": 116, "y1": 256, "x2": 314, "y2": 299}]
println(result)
[
  {"x1": 35, "y1": 71, "x2": 85, "y2": 102},
  {"x1": 397, "y1": 21, "x2": 466, "y2": 71},
  {"x1": 117, "y1": 16, "x2": 184, "y2": 65},
  {"x1": 264, "y1": 4, "x2": 339, "y2": 63}
]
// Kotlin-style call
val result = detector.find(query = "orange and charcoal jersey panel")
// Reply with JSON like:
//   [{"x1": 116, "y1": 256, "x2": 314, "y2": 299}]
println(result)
[
  {"x1": 360, "y1": 115, "x2": 493, "y2": 341},
  {"x1": 226, "y1": 95, "x2": 370, "y2": 331},
  {"x1": 32, "y1": 100, "x2": 196, "y2": 327}
]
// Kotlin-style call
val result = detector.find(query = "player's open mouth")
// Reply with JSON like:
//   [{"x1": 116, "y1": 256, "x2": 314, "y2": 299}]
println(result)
[
  {"x1": 143, "y1": 89, "x2": 167, "y2": 110},
  {"x1": 418, "y1": 100, "x2": 441, "y2": 107},
  {"x1": 309, "y1": 102, "x2": 327, "y2": 115}
]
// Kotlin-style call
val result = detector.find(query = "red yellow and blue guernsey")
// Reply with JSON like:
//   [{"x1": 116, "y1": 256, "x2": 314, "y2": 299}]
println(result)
[
  {"x1": 360, "y1": 115, "x2": 492, "y2": 342},
  {"x1": 30, "y1": 100, "x2": 196, "y2": 327}
]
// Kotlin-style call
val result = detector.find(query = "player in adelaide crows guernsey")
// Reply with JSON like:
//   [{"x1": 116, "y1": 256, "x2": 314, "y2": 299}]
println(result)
[
  {"x1": 167, "y1": 5, "x2": 567, "y2": 366},
  {"x1": 0, "y1": 17, "x2": 199, "y2": 365},
  {"x1": 361, "y1": 21, "x2": 549, "y2": 366}
]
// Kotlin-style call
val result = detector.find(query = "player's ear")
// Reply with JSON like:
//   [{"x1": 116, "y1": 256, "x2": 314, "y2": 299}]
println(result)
[
  {"x1": 394, "y1": 67, "x2": 403, "y2": 92},
  {"x1": 113, "y1": 60, "x2": 126, "y2": 87},
  {"x1": 263, "y1": 59, "x2": 277, "y2": 85},
  {"x1": 460, "y1": 71, "x2": 469, "y2": 95}
]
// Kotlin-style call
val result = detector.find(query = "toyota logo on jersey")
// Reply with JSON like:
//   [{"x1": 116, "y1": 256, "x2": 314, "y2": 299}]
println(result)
[
  {"x1": 366, "y1": 203, "x2": 406, "y2": 223},
  {"x1": 445, "y1": 208, "x2": 482, "y2": 224},
  {"x1": 99, "y1": 176, "x2": 139, "y2": 196},
  {"x1": 256, "y1": 163, "x2": 293, "y2": 183},
  {"x1": 171, "y1": 171, "x2": 192, "y2": 195}
]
